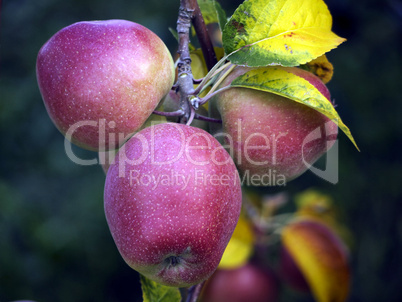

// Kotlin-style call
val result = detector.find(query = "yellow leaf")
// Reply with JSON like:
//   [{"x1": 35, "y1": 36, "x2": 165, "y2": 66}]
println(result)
[
  {"x1": 223, "y1": 0, "x2": 345, "y2": 67},
  {"x1": 191, "y1": 49, "x2": 209, "y2": 81},
  {"x1": 282, "y1": 219, "x2": 350, "y2": 302},
  {"x1": 295, "y1": 189, "x2": 336, "y2": 221},
  {"x1": 300, "y1": 55, "x2": 334, "y2": 84},
  {"x1": 191, "y1": 47, "x2": 225, "y2": 80},
  {"x1": 230, "y1": 66, "x2": 359, "y2": 150},
  {"x1": 218, "y1": 215, "x2": 255, "y2": 269},
  {"x1": 294, "y1": 189, "x2": 354, "y2": 249}
]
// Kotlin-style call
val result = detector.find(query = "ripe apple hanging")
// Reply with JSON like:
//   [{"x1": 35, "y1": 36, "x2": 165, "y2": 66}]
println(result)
[
  {"x1": 104, "y1": 123, "x2": 242, "y2": 287},
  {"x1": 36, "y1": 19, "x2": 175, "y2": 151}
]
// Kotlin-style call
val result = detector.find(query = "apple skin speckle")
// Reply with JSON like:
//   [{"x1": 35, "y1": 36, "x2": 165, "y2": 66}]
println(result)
[
  {"x1": 104, "y1": 123, "x2": 242, "y2": 287},
  {"x1": 37, "y1": 20, "x2": 175, "y2": 151},
  {"x1": 209, "y1": 66, "x2": 338, "y2": 184}
]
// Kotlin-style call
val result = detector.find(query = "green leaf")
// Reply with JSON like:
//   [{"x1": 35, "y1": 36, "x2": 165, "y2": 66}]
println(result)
[
  {"x1": 198, "y1": 0, "x2": 228, "y2": 31},
  {"x1": 229, "y1": 67, "x2": 359, "y2": 150},
  {"x1": 215, "y1": 2, "x2": 228, "y2": 32},
  {"x1": 168, "y1": 27, "x2": 179, "y2": 42},
  {"x1": 140, "y1": 274, "x2": 182, "y2": 302},
  {"x1": 222, "y1": 0, "x2": 346, "y2": 67}
]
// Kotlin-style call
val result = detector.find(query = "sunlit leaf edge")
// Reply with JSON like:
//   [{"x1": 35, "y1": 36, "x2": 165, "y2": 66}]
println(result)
[{"x1": 229, "y1": 67, "x2": 359, "y2": 150}]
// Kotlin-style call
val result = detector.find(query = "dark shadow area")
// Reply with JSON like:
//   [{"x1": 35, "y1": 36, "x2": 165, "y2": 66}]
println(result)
[{"x1": 1, "y1": 0, "x2": 401, "y2": 301}]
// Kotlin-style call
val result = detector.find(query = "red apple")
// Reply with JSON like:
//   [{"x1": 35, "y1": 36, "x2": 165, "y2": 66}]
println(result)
[
  {"x1": 36, "y1": 19, "x2": 175, "y2": 151},
  {"x1": 104, "y1": 123, "x2": 242, "y2": 287},
  {"x1": 209, "y1": 66, "x2": 338, "y2": 185},
  {"x1": 98, "y1": 112, "x2": 167, "y2": 174},
  {"x1": 201, "y1": 263, "x2": 280, "y2": 302}
]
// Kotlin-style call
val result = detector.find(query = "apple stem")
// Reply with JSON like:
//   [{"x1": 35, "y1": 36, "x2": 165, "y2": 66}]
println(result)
[
  {"x1": 193, "y1": 57, "x2": 229, "y2": 96},
  {"x1": 194, "y1": 113, "x2": 222, "y2": 124},
  {"x1": 185, "y1": 280, "x2": 206, "y2": 302},
  {"x1": 186, "y1": 106, "x2": 196, "y2": 125},
  {"x1": 153, "y1": 109, "x2": 184, "y2": 117},
  {"x1": 189, "y1": 1, "x2": 217, "y2": 70},
  {"x1": 198, "y1": 86, "x2": 231, "y2": 106},
  {"x1": 152, "y1": 109, "x2": 221, "y2": 123},
  {"x1": 206, "y1": 63, "x2": 236, "y2": 95}
]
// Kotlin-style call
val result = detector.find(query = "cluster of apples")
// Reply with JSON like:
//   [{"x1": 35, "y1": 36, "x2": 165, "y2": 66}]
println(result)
[
  {"x1": 36, "y1": 19, "x2": 242, "y2": 287},
  {"x1": 36, "y1": 18, "x2": 337, "y2": 289}
]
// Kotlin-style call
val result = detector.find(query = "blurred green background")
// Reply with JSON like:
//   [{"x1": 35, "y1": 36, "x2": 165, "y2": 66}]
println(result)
[{"x1": 1, "y1": 0, "x2": 401, "y2": 301}]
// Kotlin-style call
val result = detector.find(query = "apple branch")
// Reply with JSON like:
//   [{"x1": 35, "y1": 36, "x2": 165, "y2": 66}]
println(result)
[
  {"x1": 190, "y1": 1, "x2": 217, "y2": 71},
  {"x1": 175, "y1": 0, "x2": 218, "y2": 124},
  {"x1": 194, "y1": 113, "x2": 222, "y2": 123},
  {"x1": 176, "y1": 1, "x2": 195, "y2": 123}
]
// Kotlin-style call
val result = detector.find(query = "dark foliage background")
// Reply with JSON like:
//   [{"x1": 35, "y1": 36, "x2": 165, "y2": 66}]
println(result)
[{"x1": 1, "y1": 0, "x2": 401, "y2": 301}]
